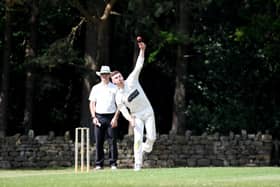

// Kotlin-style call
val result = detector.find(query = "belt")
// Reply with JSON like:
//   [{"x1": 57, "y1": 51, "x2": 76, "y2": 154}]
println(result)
[{"x1": 95, "y1": 113, "x2": 115, "y2": 117}]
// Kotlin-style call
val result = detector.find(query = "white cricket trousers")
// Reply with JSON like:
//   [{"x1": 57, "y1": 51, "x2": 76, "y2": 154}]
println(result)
[{"x1": 133, "y1": 110, "x2": 156, "y2": 167}]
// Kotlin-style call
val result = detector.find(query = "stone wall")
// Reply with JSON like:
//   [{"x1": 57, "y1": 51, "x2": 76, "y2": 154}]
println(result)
[{"x1": 0, "y1": 130, "x2": 276, "y2": 169}]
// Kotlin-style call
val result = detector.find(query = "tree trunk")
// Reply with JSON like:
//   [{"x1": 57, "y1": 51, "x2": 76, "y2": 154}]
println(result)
[
  {"x1": 79, "y1": 22, "x2": 97, "y2": 127},
  {"x1": 0, "y1": 0, "x2": 12, "y2": 137},
  {"x1": 170, "y1": 0, "x2": 191, "y2": 135},
  {"x1": 22, "y1": 0, "x2": 38, "y2": 134},
  {"x1": 79, "y1": 1, "x2": 111, "y2": 128}
]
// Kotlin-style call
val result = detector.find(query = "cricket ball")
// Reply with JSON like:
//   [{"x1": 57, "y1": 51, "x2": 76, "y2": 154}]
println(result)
[{"x1": 137, "y1": 36, "x2": 142, "y2": 42}]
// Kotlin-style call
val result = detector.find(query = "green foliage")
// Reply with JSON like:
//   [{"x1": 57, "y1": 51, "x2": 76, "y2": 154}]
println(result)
[
  {"x1": 154, "y1": 1, "x2": 174, "y2": 18},
  {"x1": 187, "y1": 101, "x2": 252, "y2": 134},
  {"x1": 187, "y1": 0, "x2": 280, "y2": 135},
  {"x1": 147, "y1": 31, "x2": 181, "y2": 63},
  {"x1": 27, "y1": 39, "x2": 84, "y2": 135},
  {"x1": 30, "y1": 39, "x2": 84, "y2": 71},
  {"x1": 124, "y1": 0, "x2": 177, "y2": 63},
  {"x1": 38, "y1": 0, "x2": 80, "y2": 49}
]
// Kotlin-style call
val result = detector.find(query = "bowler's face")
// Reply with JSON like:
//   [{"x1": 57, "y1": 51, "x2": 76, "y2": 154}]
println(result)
[{"x1": 111, "y1": 73, "x2": 124, "y2": 85}]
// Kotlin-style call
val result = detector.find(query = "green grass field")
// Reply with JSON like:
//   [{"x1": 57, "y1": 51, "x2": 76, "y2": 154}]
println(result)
[{"x1": 0, "y1": 167, "x2": 279, "y2": 187}]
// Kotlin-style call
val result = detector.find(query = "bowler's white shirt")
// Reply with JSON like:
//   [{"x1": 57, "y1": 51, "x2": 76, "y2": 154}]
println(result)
[
  {"x1": 115, "y1": 55, "x2": 153, "y2": 121},
  {"x1": 89, "y1": 82, "x2": 117, "y2": 114}
]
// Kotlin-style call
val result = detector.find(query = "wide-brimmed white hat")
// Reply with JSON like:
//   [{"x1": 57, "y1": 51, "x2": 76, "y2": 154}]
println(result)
[{"x1": 96, "y1": 65, "x2": 111, "y2": 76}]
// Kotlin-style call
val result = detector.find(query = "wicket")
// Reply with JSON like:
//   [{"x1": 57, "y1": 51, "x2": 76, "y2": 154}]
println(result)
[{"x1": 75, "y1": 127, "x2": 90, "y2": 173}]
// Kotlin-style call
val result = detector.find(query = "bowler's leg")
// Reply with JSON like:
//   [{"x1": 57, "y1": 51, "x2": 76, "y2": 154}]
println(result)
[
  {"x1": 134, "y1": 118, "x2": 144, "y2": 170},
  {"x1": 143, "y1": 113, "x2": 156, "y2": 153}
]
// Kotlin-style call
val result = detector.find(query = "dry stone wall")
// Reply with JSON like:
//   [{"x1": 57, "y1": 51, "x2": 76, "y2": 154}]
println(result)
[{"x1": 0, "y1": 131, "x2": 275, "y2": 169}]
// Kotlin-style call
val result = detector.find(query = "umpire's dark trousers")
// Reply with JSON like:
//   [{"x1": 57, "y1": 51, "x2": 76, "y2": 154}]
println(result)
[{"x1": 94, "y1": 113, "x2": 118, "y2": 167}]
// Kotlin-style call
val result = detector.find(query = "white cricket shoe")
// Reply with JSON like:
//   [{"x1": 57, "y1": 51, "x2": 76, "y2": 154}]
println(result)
[
  {"x1": 134, "y1": 164, "x2": 141, "y2": 171},
  {"x1": 95, "y1": 166, "x2": 102, "y2": 170}
]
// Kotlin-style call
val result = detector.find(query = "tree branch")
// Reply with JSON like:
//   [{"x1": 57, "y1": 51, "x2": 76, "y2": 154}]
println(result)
[
  {"x1": 69, "y1": 0, "x2": 97, "y2": 23},
  {"x1": 70, "y1": 0, "x2": 118, "y2": 23},
  {"x1": 100, "y1": 0, "x2": 118, "y2": 20},
  {"x1": 67, "y1": 17, "x2": 85, "y2": 45}
]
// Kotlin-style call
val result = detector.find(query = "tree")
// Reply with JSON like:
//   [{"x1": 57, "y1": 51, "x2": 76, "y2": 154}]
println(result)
[
  {"x1": 22, "y1": 0, "x2": 38, "y2": 134},
  {"x1": 0, "y1": 0, "x2": 13, "y2": 137},
  {"x1": 170, "y1": 0, "x2": 191, "y2": 135}
]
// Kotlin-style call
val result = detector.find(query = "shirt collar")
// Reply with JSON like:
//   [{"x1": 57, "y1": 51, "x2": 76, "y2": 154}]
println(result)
[{"x1": 101, "y1": 81, "x2": 110, "y2": 87}]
